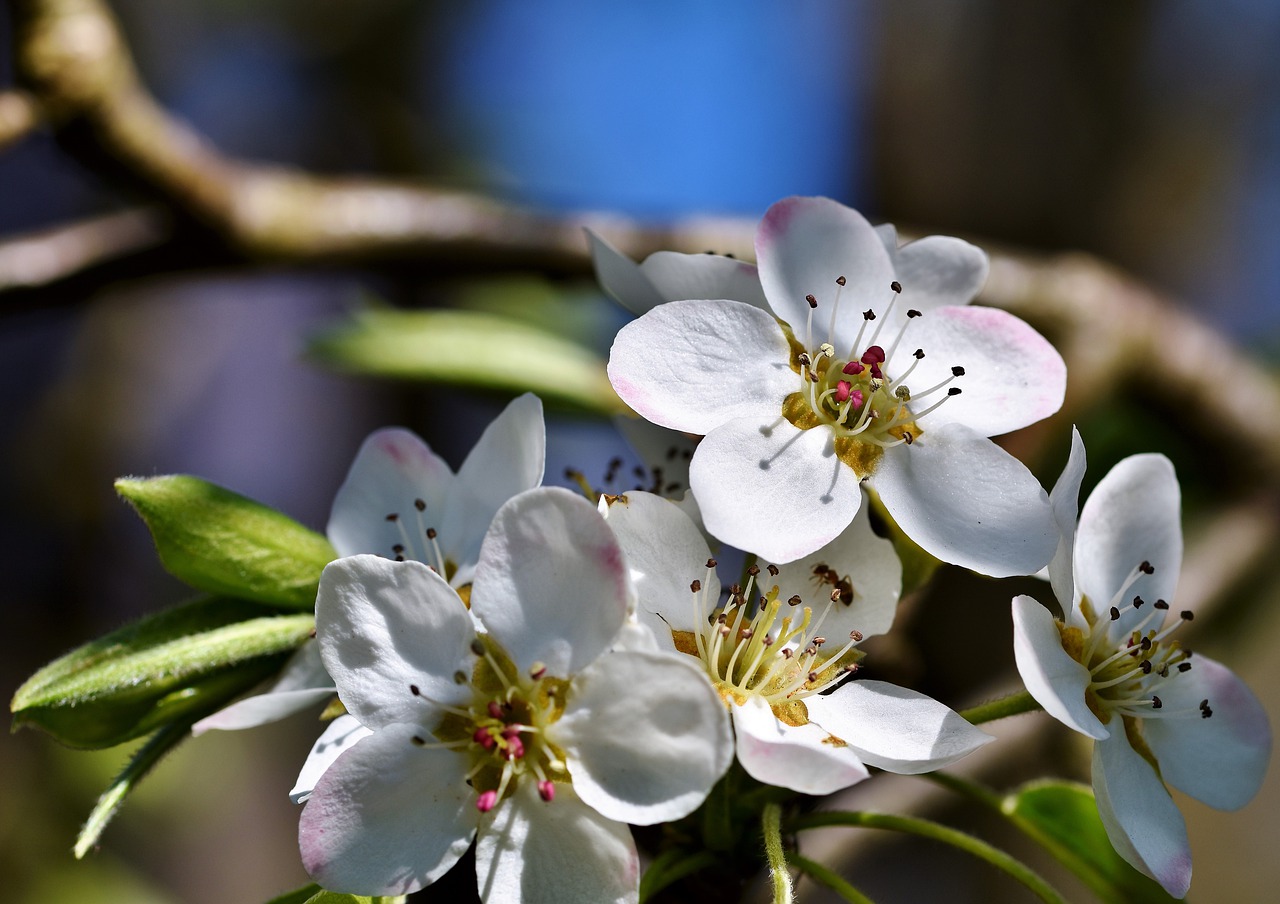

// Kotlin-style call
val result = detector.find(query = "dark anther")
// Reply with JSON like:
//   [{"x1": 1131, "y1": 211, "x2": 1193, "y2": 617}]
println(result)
[
  {"x1": 947, "y1": 387, "x2": 962, "y2": 396},
  {"x1": 806, "y1": 294, "x2": 818, "y2": 308},
  {"x1": 1110, "y1": 607, "x2": 1121, "y2": 620},
  {"x1": 907, "y1": 309, "x2": 922, "y2": 318},
  {"x1": 747, "y1": 564, "x2": 760, "y2": 576},
  {"x1": 706, "y1": 558, "x2": 718, "y2": 568},
  {"x1": 788, "y1": 595, "x2": 803, "y2": 606},
  {"x1": 1180, "y1": 610, "x2": 1195, "y2": 621},
  {"x1": 394, "y1": 555, "x2": 405, "y2": 562},
  {"x1": 427, "y1": 528, "x2": 438, "y2": 540},
  {"x1": 470, "y1": 639, "x2": 486, "y2": 656},
  {"x1": 890, "y1": 280, "x2": 902, "y2": 293},
  {"x1": 1152, "y1": 696, "x2": 1163, "y2": 709},
  {"x1": 1140, "y1": 660, "x2": 1153, "y2": 674},
  {"x1": 862, "y1": 309, "x2": 876, "y2": 321},
  {"x1": 903, "y1": 431, "x2": 914, "y2": 445},
  {"x1": 414, "y1": 498, "x2": 426, "y2": 511},
  {"x1": 913, "y1": 348, "x2": 925, "y2": 359},
  {"x1": 1133, "y1": 596, "x2": 1145, "y2": 608},
  {"x1": 1154, "y1": 599, "x2": 1169, "y2": 609},
  {"x1": 808, "y1": 671, "x2": 820, "y2": 683},
  {"x1": 798, "y1": 352, "x2": 811, "y2": 367},
  {"x1": 1178, "y1": 662, "x2": 1192, "y2": 672},
  {"x1": 1140, "y1": 636, "x2": 1152, "y2": 650},
  {"x1": 690, "y1": 579, "x2": 702, "y2": 593},
  {"x1": 850, "y1": 630, "x2": 863, "y2": 641},
  {"x1": 385, "y1": 513, "x2": 399, "y2": 522},
  {"x1": 410, "y1": 684, "x2": 421, "y2": 696},
  {"x1": 730, "y1": 583, "x2": 741, "y2": 595},
  {"x1": 813, "y1": 636, "x2": 827, "y2": 645},
  {"x1": 392, "y1": 544, "x2": 405, "y2": 554},
  {"x1": 1201, "y1": 707, "x2": 1213, "y2": 719},
  {"x1": 767, "y1": 563, "x2": 780, "y2": 576},
  {"x1": 951, "y1": 365, "x2": 966, "y2": 376},
  {"x1": 412, "y1": 735, "x2": 427, "y2": 746},
  {"x1": 1140, "y1": 561, "x2": 1155, "y2": 574},
  {"x1": 836, "y1": 275, "x2": 847, "y2": 286}
]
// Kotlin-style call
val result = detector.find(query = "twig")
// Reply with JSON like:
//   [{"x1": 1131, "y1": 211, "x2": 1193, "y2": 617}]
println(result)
[
  {"x1": 0, "y1": 207, "x2": 168, "y2": 291},
  {"x1": 0, "y1": 90, "x2": 42, "y2": 149}
]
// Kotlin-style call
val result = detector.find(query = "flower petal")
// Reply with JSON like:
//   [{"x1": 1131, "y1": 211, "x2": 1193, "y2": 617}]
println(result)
[
  {"x1": 1011, "y1": 595, "x2": 1109, "y2": 740},
  {"x1": 475, "y1": 781, "x2": 640, "y2": 904},
  {"x1": 755, "y1": 196, "x2": 895, "y2": 352},
  {"x1": 732, "y1": 696, "x2": 870, "y2": 795},
  {"x1": 690, "y1": 417, "x2": 862, "y2": 564},
  {"x1": 641, "y1": 251, "x2": 769, "y2": 311},
  {"x1": 779, "y1": 494, "x2": 902, "y2": 640},
  {"x1": 317, "y1": 555, "x2": 476, "y2": 729},
  {"x1": 887, "y1": 234, "x2": 989, "y2": 312},
  {"x1": 1142, "y1": 654, "x2": 1271, "y2": 811},
  {"x1": 898, "y1": 305, "x2": 1066, "y2": 437},
  {"x1": 1049, "y1": 427, "x2": 1087, "y2": 623},
  {"x1": 554, "y1": 649, "x2": 731, "y2": 824},
  {"x1": 1092, "y1": 733, "x2": 1193, "y2": 898},
  {"x1": 872, "y1": 423, "x2": 1057, "y2": 577},
  {"x1": 587, "y1": 229, "x2": 669, "y2": 315},
  {"x1": 441, "y1": 393, "x2": 546, "y2": 587},
  {"x1": 290, "y1": 714, "x2": 372, "y2": 803},
  {"x1": 1075, "y1": 454, "x2": 1181, "y2": 635},
  {"x1": 599, "y1": 491, "x2": 717, "y2": 632},
  {"x1": 608, "y1": 299, "x2": 794, "y2": 434},
  {"x1": 299, "y1": 722, "x2": 476, "y2": 896},
  {"x1": 193, "y1": 687, "x2": 337, "y2": 736},
  {"x1": 327, "y1": 427, "x2": 453, "y2": 559},
  {"x1": 804, "y1": 680, "x2": 994, "y2": 773},
  {"x1": 472, "y1": 488, "x2": 628, "y2": 677}
]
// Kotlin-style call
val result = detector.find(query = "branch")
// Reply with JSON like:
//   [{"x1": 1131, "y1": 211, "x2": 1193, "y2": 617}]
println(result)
[
  {"x1": 0, "y1": 207, "x2": 167, "y2": 291},
  {"x1": 0, "y1": 90, "x2": 43, "y2": 149}
]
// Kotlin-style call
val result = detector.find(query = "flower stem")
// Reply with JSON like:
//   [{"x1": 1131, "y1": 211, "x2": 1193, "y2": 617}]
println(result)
[
  {"x1": 788, "y1": 811, "x2": 1068, "y2": 904},
  {"x1": 789, "y1": 855, "x2": 876, "y2": 904},
  {"x1": 762, "y1": 802, "x2": 794, "y2": 904},
  {"x1": 959, "y1": 689, "x2": 1041, "y2": 724}
]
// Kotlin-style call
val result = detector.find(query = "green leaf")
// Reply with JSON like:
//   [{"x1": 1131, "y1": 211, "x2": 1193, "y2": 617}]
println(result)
[
  {"x1": 264, "y1": 886, "x2": 322, "y2": 904},
  {"x1": 12, "y1": 595, "x2": 314, "y2": 748},
  {"x1": 116, "y1": 475, "x2": 336, "y2": 608},
  {"x1": 305, "y1": 892, "x2": 406, "y2": 904},
  {"x1": 306, "y1": 308, "x2": 627, "y2": 416},
  {"x1": 1002, "y1": 780, "x2": 1179, "y2": 904}
]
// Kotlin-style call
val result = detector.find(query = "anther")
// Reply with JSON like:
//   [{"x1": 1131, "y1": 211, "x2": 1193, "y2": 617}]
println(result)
[
  {"x1": 476, "y1": 790, "x2": 498, "y2": 813},
  {"x1": 890, "y1": 281, "x2": 902, "y2": 293},
  {"x1": 385, "y1": 513, "x2": 399, "y2": 522},
  {"x1": 1133, "y1": 596, "x2": 1145, "y2": 608},
  {"x1": 862, "y1": 309, "x2": 876, "y2": 321},
  {"x1": 410, "y1": 684, "x2": 421, "y2": 696},
  {"x1": 1152, "y1": 696, "x2": 1163, "y2": 709},
  {"x1": 788, "y1": 595, "x2": 803, "y2": 606},
  {"x1": 806, "y1": 294, "x2": 818, "y2": 308},
  {"x1": 412, "y1": 735, "x2": 427, "y2": 746},
  {"x1": 836, "y1": 275, "x2": 847, "y2": 286},
  {"x1": 454, "y1": 670, "x2": 467, "y2": 684},
  {"x1": 850, "y1": 630, "x2": 863, "y2": 641},
  {"x1": 529, "y1": 662, "x2": 547, "y2": 680},
  {"x1": 767, "y1": 564, "x2": 780, "y2": 576},
  {"x1": 470, "y1": 639, "x2": 486, "y2": 656},
  {"x1": 1140, "y1": 561, "x2": 1155, "y2": 574},
  {"x1": 1110, "y1": 607, "x2": 1121, "y2": 620},
  {"x1": 951, "y1": 365, "x2": 965, "y2": 377},
  {"x1": 1140, "y1": 660, "x2": 1152, "y2": 674},
  {"x1": 907, "y1": 309, "x2": 922, "y2": 318},
  {"x1": 706, "y1": 558, "x2": 718, "y2": 568},
  {"x1": 691, "y1": 579, "x2": 702, "y2": 593},
  {"x1": 813, "y1": 636, "x2": 827, "y2": 646},
  {"x1": 830, "y1": 589, "x2": 842, "y2": 603},
  {"x1": 842, "y1": 361, "x2": 864, "y2": 375},
  {"x1": 747, "y1": 565, "x2": 760, "y2": 576},
  {"x1": 1178, "y1": 662, "x2": 1192, "y2": 672},
  {"x1": 414, "y1": 498, "x2": 426, "y2": 511},
  {"x1": 913, "y1": 348, "x2": 925, "y2": 359},
  {"x1": 1154, "y1": 599, "x2": 1169, "y2": 609},
  {"x1": 427, "y1": 528, "x2": 438, "y2": 540},
  {"x1": 947, "y1": 387, "x2": 962, "y2": 396},
  {"x1": 1181, "y1": 611, "x2": 1195, "y2": 621},
  {"x1": 538, "y1": 780, "x2": 556, "y2": 802}
]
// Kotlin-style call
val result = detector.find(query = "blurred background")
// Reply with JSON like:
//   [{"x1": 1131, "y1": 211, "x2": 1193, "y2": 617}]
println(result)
[{"x1": 2, "y1": 1, "x2": 1278, "y2": 901}]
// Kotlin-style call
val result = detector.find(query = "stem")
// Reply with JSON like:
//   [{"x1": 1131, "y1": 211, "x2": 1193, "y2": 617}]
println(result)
[
  {"x1": 789, "y1": 811, "x2": 1068, "y2": 904},
  {"x1": 638, "y1": 849, "x2": 719, "y2": 903},
  {"x1": 959, "y1": 689, "x2": 1042, "y2": 724},
  {"x1": 920, "y1": 770, "x2": 1003, "y2": 809},
  {"x1": 790, "y1": 855, "x2": 876, "y2": 904},
  {"x1": 762, "y1": 803, "x2": 794, "y2": 904}
]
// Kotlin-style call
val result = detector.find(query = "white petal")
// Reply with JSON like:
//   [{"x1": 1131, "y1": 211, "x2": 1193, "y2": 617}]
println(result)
[
  {"x1": 475, "y1": 781, "x2": 639, "y2": 904},
  {"x1": 290, "y1": 714, "x2": 373, "y2": 803},
  {"x1": 1092, "y1": 733, "x2": 1193, "y2": 898},
  {"x1": 587, "y1": 229, "x2": 669, "y2": 315},
  {"x1": 641, "y1": 251, "x2": 769, "y2": 311},
  {"x1": 299, "y1": 722, "x2": 476, "y2": 896},
  {"x1": 872, "y1": 423, "x2": 1057, "y2": 577},
  {"x1": 755, "y1": 196, "x2": 895, "y2": 352},
  {"x1": 1075, "y1": 455, "x2": 1181, "y2": 635},
  {"x1": 608, "y1": 299, "x2": 794, "y2": 434},
  {"x1": 553, "y1": 649, "x2": 731, "y2": 825},
  {"x1": 690, "y1": 417, "x2": 862, "y2": 564},
  {"x1": 1048, "y1": 427, "x2": 1087, "y2": 623},
  {"x1": 732, "y1": 696, "x2": 870, "y2": 795},
  {"x1": 472, "y1": 488, "x2": 628, "y2": 677},
  {"x1": 1011, "y1": 595, "x2": 1109, "y2": 740},
  {"x1": 317, "y1": 556, "x2": 475, "y2": 729},
  {"x1": 193, "y1": 687, "x2": 337, "y2": 736},
  {"x1": 442, "y1": 393, "x2": 546, "y2": 587},
  {"x1": 327, "y1": 427, "x2": 453, "y2": 558},
  {"x1": 1143, "y1": 654, "x2": 1271, "y2": 811},
  {"x1": 600, "y1": 491, "x2": 716, "y2": 631},
  {"x1": 873, "y1": 222, "x2": 899, "y2": 255},
  {"x1": 889, "y1": 234, "x2": 989, "y2": 312},
  {"x1": 898, "y1": 305, "x2": 1065, "y2": 437},
  {"x1": 804, "y1": 680, "x2": 994, "y2": 773},
  {"x1": 779, "y1": 494, "x2": 902, "y2": 640}
]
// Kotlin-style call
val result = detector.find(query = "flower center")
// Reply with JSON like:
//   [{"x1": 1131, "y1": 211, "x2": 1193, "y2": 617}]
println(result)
[
  {"x1": 384, "y1": 499, "x2": 458, "y2": 583},
  {"x1": 781, "y1": 279, "x2": 964, "y2": 476},
  {"x1": 683, "y1": 560, "x2": 864, "y2": 723},
  {"x1": 1067, "y1": 561, "x2": 1211, "y2": 729},
  {"x1": 415, "y1": 637, "x2": 570, "y2": 812}
]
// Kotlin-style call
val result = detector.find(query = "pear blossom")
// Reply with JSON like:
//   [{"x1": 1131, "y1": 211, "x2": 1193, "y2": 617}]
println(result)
[
  {"x1": 1012, "y1": 435, "x2": 1271, "y2": 897},
  {"x1": 193, "y1": 393, "x2": 545, "y2": 736},
  {"x1": 607, "y1": 196, "x2": 1065, "y2": 572},
  {"x1": 601, "y1": 489, "x2": 992, "y2": 795},
  {"x1": 297, "y1": 487, "x2": 732, "y2": 900}
]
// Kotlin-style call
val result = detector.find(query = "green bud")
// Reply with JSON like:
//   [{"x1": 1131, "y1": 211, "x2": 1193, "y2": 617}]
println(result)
[
  {"x1": 116, "y1": 475, "x2": 336, "y2": 609},
  {"x1": 11, "y1": 596, "x2": 314, "y2": 749}
]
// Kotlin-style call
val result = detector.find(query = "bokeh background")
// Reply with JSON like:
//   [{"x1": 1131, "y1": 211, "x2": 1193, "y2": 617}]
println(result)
[{"x1": 3, "y1": 1, "x2": 1279, "y2": 901}]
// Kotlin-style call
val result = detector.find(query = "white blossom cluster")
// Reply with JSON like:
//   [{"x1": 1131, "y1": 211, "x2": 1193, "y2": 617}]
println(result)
[{"x1": 204, "y1": 197, "x2": 1269, "y2": 902}]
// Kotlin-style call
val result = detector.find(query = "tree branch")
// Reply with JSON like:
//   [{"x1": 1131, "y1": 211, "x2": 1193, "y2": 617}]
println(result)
[{"x1": 0, "y1": 90, "x2": 43, "y2": 149}]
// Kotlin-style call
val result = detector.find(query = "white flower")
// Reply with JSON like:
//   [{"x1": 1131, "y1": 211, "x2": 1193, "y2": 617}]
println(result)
[
  {"x1": 607, "y1": 196, "x2": 1065, "y2": 572},
  {"x1": 192, "y1": 394, "x2": 545, "y2": 738},
  {"x1": 602, "y1": 490, "x2": 992, "y2": 795},
  {"x1": 297, "y1": 487, "x2": 732, "y2": 901},
  {"x1": 1012, "y1": 433, "x2": 1271, "y2": 897}
]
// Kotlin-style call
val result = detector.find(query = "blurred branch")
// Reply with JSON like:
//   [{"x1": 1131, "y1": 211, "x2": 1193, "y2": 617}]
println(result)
[
  {"x1": 0, "y1": 90, "x2": 43, "y2": 149},
  {"x1": 0, "y1": 207, "x2": 167, "y2": 291}
]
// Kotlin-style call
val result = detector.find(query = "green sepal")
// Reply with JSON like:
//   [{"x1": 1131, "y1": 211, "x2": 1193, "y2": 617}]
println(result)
[
  {"x1": 11, "y1": 595, "x2": 314, "y2": 749},
  {"x1": 116, "y1": 475, "x2": 336, "y2": 609},
  {"x1": 306, "y1": 307, "x2": 627, "y2": 416},
  {"x1": 1002, "y1": 780, "x2": 1178, "y2": 904}
]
